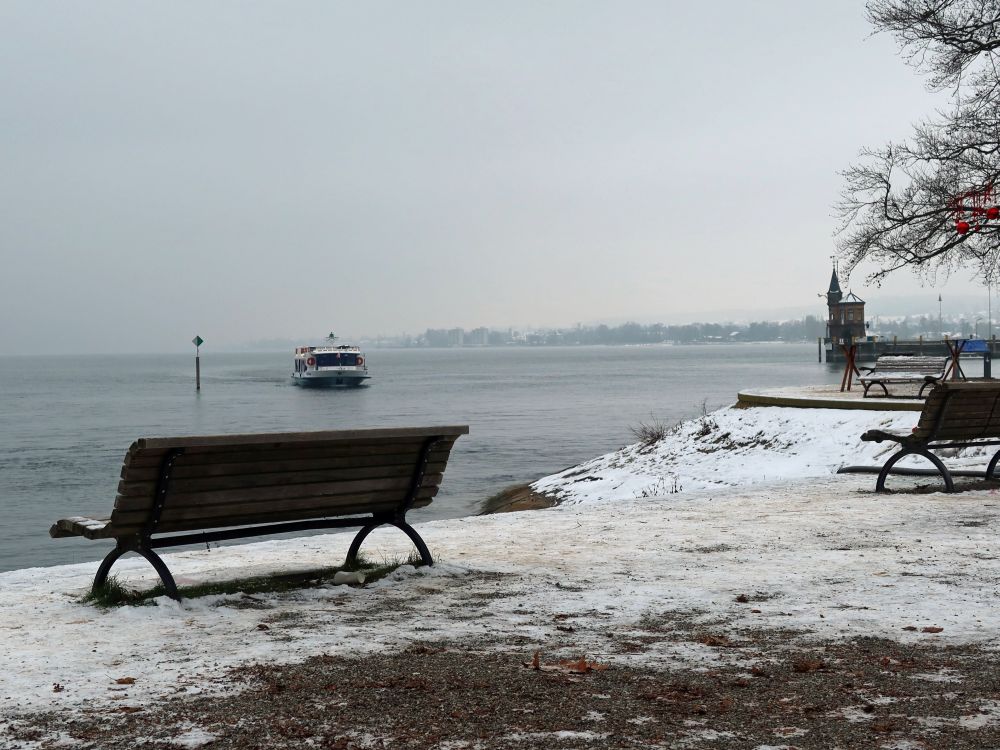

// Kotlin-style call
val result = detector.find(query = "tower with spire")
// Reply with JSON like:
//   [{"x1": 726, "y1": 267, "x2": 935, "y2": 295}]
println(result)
[{"x1": 825, "y1": 262, "x2": 866, "y2": 344}]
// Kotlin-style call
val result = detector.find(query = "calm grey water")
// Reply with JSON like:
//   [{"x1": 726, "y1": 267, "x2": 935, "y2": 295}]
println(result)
[{"x1": 0, "y1": 344, "x2": 841, "y2": 573}]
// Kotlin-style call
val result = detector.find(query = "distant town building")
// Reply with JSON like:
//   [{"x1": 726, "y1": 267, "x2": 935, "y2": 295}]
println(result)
[
  {"x1": 825, "y1": 267, "x2": 866, "y2": 343},
  {"x1": 468, "y1": 327, "x2": 490, "y2": 346},
  {"x1": 447, "y1": 328, "x2": 465, "y2": 347}
]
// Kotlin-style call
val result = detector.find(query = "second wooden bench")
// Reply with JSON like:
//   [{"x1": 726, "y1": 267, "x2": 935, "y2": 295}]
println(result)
[
  {"x1": 840, "y1": 381, "x2": 1000, "y2": 491},
  {"x1": 858, "y1": 354, "x2": 949, "y2": 398}
]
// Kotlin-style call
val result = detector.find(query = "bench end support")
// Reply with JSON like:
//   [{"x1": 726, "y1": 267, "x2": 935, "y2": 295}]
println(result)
[
  {"x1": 875, "y1": 447, "x2": 956, "y2": 493},
  {"x1": 93, "y1": 542, "x2": 181, "y2": 601},
  {"x1": 345, "y1": 518, "x2": 434, "y2": 569}
]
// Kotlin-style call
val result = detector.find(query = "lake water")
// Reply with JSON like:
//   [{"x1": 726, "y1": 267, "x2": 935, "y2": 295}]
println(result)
[{"x1": 0, "y1": 344, "x2": 842, "y2": 572}]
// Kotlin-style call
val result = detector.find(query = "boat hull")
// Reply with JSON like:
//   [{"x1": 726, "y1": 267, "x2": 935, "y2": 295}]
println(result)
[{"x1": 292, "y1": 371, "x2": 370, "y2": 388}]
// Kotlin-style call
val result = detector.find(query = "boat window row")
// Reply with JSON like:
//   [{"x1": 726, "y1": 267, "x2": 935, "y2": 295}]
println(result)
[{"x1": 316, "y1": 353, "x2": 359, "y2": 367}]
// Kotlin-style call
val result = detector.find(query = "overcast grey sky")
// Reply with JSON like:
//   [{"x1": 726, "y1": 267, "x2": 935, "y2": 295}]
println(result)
[{"x1": 0, "y1": 1, "x2": 987, "y2": 353}]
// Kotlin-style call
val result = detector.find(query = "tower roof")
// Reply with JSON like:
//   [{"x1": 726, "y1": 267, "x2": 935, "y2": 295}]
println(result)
[
  {"x1": 828, "y1": 269, "x2": 842, "y2": 295},
  {"x1": 842, "y1": 291, "x2": 864, "y2": 304}
]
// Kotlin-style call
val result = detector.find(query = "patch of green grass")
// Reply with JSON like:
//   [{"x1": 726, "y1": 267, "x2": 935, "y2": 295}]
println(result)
[
  {"x1": 84, "y1": 575, "x2": 153, "y2": 607},
  {"x1": 83, "y1": 552, "x2": 427, "y2": 608}
]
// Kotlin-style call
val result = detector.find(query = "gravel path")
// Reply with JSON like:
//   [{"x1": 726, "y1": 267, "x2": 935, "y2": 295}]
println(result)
[{"x1": 5, "y1": 625, "x2": 1000, "y2": 749}]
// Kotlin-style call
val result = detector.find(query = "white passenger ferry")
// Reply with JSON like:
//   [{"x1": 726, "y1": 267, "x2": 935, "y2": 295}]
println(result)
[{"x1": 292, "y1": 334, "x2": 370, "y2": 387}]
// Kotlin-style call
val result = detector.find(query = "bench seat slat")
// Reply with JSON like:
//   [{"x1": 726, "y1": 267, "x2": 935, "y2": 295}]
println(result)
[
  {"x1": 111, "y1": 483, "x2": 438, "y2": 515},
  {"x1": 108, "y1": 496, "x2": 435, "y2": 536},
  {"x1": 155, "y1": 497, "x2": 427, "y2": 528}
]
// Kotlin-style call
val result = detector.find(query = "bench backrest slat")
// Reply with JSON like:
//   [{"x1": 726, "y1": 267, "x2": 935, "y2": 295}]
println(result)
[
  {"x1": 117, "y1": 459, "x2": 451, "y2": 496},
  {"x1": 108, "y1": 426, "x2": 467, "y2": 537},
  {"x1": 913, "y1": 382, "x2": 1000, "y2": 440},
  {"x1": 131, "y1": 427, "x2": 461, "y2": 450}
]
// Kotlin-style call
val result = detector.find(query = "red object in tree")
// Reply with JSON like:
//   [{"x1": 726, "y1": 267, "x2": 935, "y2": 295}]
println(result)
[
  {"x1": 956, "y1": 220, "x2": 971, "y2": 234},
  {"x1": 988, "y1": 207, "x2": 999, "y2": 220}
]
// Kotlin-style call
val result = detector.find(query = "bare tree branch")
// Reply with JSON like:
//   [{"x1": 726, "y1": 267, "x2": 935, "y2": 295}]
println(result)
[{"x1": 838, "y1": 0, "x2": 1000, "y2": 284}]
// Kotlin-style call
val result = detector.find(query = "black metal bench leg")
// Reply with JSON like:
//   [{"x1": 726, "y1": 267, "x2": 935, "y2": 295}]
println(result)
[
  {"x1": 93, "y1": 545, "x2": 126, "y2": 591},
  {"x1": 345, "y1": 519, "x2": 434, "y2": 568},
  {"x1": 345, "y1": 522, "x2": 381, "y2": 568},
  {"x1": 390, "y1": 520, "x2": 434, "y2": 566},
  {"x1": 876, "y1": 448, "x2": 955, "y2": 493},
  {"x1": 987, "y1": 450, "x2": 1000, "y2": 480},
  {"x1": 136, "y1": 547, "x2": 181, "y2": 601},
  {"x1": 92, "y1": 544, "x2": 180, "y2": 600}
]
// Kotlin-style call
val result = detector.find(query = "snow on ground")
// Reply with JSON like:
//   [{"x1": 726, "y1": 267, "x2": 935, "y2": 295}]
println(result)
[
  {"x1": 2, "y1": 405, "x2": 999, "y2": 723},
  {"x1": 532, "y1": 405, "x2": 994, "y2": 504}
]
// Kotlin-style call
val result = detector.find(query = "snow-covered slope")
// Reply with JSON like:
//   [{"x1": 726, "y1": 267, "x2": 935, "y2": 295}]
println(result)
[{"x1": 531, "y1": 405, "x2": 993, "y2": 505}]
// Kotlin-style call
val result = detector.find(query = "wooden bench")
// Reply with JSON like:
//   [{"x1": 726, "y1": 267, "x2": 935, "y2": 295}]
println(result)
[
  {"x1": 50, "y1": 425, "x2": 469, "y2": 599},
  {"x1": 857, "y1": 354, "x2": 949, "y2": 398},
  {"x1": 840, "y1": 381, "x2": 1000, "y2": 492}
]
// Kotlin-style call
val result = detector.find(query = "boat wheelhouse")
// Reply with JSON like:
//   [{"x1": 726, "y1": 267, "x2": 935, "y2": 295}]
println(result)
[{"x1": 292, "y1": 337, "x2": 370, "y2": 387}]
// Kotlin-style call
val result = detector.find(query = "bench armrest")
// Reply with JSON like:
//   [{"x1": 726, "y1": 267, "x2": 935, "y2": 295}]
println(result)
[
  {"x1": 860, "y1": 429, "x2": 909, "y2": 444},
  {"x1": 49, "y1": 516, "x2": 113, "y2": 540}
]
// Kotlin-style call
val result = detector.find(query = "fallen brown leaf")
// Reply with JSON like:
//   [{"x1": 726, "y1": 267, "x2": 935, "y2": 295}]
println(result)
[
  {"x1": 922, "y1": 626, "x2": 944, "y2": 634},
  {"x1": 523, "y1": 651, "x2": 608, "y2": 673},
  {"x1": 792, "y1": 657, "x2": 825, "y2": 673},
  {"x1": 698, "y1": 634, "x2": 732, "y2": 648},
  {"x1": 115, "y1": 677, "x2": 136, "y2": 685},
  {"x1": 562, "y1": 657, "x2": 585, "y2": 673},
  {"x1": 406, "y1": 644, "x2": 444, "y2": 655}
]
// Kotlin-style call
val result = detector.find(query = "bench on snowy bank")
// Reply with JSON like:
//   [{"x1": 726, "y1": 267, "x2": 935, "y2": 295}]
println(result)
[
  {"x1": 49, "y1": 426, "x2": 469, "y2": 600},
  {"x1": 857, "y1": 354, "x2": 950, "y2": 398},
  {"x1": 838, "y1": 381, "x2": 1000, "y2": 492}
]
